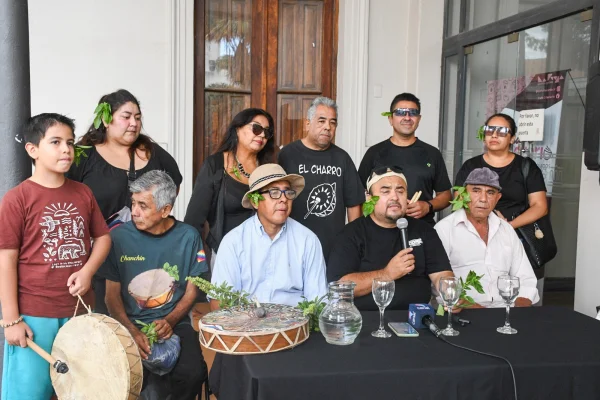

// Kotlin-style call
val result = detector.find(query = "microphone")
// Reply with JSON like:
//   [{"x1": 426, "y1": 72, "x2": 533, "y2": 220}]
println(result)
[
  {"x1": 396, "y1": 218, "x2": 409, "y2": 249},
  {"x1": 422, "y1": 315, "x2": 442, "y2": 337},
  {"x1": 408, "y1": 303, "x2": 435, "y2": 329}
]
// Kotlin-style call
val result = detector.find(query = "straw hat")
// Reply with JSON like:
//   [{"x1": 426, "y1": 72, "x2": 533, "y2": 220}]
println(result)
[{"x1": 241, "y1": 164, "x2": 305, "y2": 209}]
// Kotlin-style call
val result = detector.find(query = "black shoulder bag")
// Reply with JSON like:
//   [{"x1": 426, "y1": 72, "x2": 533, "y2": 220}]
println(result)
[{"x1": 515, "y1": 157, "x2": 557, "y2": 268}]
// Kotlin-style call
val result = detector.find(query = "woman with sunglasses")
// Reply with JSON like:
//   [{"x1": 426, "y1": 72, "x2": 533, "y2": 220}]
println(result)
[
  {"x1": 454, "y1": 113, "x2": 548, "y2": 301},
  {"x1": 184, "y1": 108, "x2": 276, "y2": 268}
]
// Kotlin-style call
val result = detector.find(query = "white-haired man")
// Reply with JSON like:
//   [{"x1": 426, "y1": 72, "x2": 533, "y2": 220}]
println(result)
[
  {"x1": 99, "y1": 170, "x2": 208, "y2": 399},
  {"x1": 278, "y1": 97, "x2": 365, "y2": 257},
  {"x1": 435, "y1": 167, "x2": 539, "y2": 307}
]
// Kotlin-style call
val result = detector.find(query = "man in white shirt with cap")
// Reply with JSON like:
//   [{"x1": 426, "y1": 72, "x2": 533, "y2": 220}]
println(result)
[{"x1": 435, "y1": 167, "x2": 539, "y2": 307}]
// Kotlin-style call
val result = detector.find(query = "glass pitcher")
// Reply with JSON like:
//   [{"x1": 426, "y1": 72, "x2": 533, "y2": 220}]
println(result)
[{"x1": 319, "y1": 281, "x2": 362, "y2": 345}]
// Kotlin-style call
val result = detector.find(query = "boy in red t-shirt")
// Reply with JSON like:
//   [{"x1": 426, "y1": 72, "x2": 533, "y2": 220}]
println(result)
[{"x1": 0, "y1": 113, "x2": 111, "y2": 399}]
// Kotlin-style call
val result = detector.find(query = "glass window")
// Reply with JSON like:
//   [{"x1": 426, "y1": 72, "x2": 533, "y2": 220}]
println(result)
[
  {"x1": 446, "y1": 0, "x2": 461, "y2": 37},
  {"x1": 466, "y1": 0, "x2": 556, "y2": 31}
]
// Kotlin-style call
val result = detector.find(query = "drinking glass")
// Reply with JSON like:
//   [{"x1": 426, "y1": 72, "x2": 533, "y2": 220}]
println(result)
[
  {"x1": 439, "y1": 277, "x2": 462, "y2": 336},
  {"x1": 497, "y1": 275, "x2": 520, "y2": 334},
  {"x1": 371, "y1": 278, "x2": 395, "y2": 338}
]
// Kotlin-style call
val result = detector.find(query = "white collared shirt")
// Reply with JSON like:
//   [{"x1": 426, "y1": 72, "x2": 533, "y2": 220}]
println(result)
[{"x1": 434, "y1": 209, "x2": 539, "y2": 307}]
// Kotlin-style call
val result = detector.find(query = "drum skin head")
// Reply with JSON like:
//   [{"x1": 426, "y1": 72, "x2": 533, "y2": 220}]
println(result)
[{"x1": 51, "y1": 313, "x2": 143, "y2": 400}]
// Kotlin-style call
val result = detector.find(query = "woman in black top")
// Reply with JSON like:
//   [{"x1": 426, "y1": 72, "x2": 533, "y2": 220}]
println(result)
[
  {"x1": 68, "y1": 89, "x2": 182, "y2": 219},
  {"x1": 184, "y1": 108, "x2": 276, "y2": 264},
  {"x1": 454, "y1": 113, "x2": 548, "y2": 297},
  {"x1": 68, "y1": 89, "x2": 182, "y2": 313}
]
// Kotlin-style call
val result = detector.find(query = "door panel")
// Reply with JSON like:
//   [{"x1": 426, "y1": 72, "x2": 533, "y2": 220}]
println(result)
[{"x1": 194, "y1": 0, "x2": 337, "y2": 177}]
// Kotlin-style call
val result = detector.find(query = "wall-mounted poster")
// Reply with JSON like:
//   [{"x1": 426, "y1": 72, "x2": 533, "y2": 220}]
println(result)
[{"x1": 487, "y1": 70, "x2": 568, "y2": 196}]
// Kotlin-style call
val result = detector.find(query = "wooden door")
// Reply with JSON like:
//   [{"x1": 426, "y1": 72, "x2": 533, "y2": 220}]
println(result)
[{"x1": 194, "y1": 0, "x2": 338, "y2": 177}]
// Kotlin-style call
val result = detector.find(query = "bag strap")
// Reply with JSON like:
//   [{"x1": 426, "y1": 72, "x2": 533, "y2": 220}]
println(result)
[{"x1": 520, "y1": 156, "x2": 531, "y2": 207}]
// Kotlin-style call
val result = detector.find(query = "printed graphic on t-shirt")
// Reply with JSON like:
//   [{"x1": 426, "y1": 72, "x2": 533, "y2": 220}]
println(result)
[
  {"x1": 40, "y1": 203, "x2": 87, "y2": 269},
  {"x1": 128, "y1": 262, "x2": 179, "y2": 310},
  {"x1": 305, "y1": 182, "x2": 337, "y2": 219}
]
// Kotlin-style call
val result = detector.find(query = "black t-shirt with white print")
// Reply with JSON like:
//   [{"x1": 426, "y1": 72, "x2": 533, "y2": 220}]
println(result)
[
  {"x1": 358, "y1": 138, "x2": 452, "y2": 225},
  {"x1": 327, "y1": 215, "x2": 451, "y2": 311},
  {"x1": 278, "y1": 140, "x2": 365, "y2": 257}
]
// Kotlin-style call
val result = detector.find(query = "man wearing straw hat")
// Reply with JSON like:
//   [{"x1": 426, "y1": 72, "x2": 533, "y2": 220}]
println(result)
[
  {"x1": 210, "y1": 164, "x2": 328, "y2": 309},
  {"x1": 328, "y1": 166, "x2": 454, "y2": 311},
  {"x1": 435, "y1": 167, "x2": 539, "y2": 307}
]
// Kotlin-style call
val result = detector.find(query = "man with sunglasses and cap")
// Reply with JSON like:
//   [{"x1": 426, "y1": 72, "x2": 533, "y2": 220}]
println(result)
[
  {"x1": 210, "y1": 164, "x2": 328, "y2": 310},
  {"x1": 435, "y1": 167, "x2": 539, "y2": 307},
  {"x1": 358, "y1": 93, "x2": 452, "y2": 225},
  {"x1": 278, "y1": 97, "x2": 365, "y2": 257},
  {"x1": 327, "y1": 166, "x2": 454, "y2": 311}
]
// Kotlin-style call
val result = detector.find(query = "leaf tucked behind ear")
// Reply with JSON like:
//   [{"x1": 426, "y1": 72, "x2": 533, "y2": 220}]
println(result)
[
  {"x1": 93, "y1": 102, "x2": 112, "y2": 129},
  {"x1": 381, "y1": 111, "x2": 393, "y2": 117},
  {"x1": 362, "y1": 196, "x2": 379, "y2": 217},
  {"x1": 449, "y1": 185, "x2": 470, "y2": 211},
  {"x1": 247, "y1": 192, "x2": 265, "y2": 206}
]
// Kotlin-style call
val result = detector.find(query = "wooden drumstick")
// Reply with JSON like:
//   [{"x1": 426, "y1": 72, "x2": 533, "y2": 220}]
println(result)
[
  {"x1": 410, "y1": 191, "x2": 422, "y2": 204},
  {"x1": 26, "y1": 338, "x2": 69, "y2": 374}
]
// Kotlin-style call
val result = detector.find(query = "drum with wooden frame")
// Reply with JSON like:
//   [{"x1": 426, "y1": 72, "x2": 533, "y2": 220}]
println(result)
[
  {"x1": 50, "y1": 313, "x2": 143, "y2": 399},
  {"x1": 199, "y1": 303, "x2": 310, "y2": 355}
]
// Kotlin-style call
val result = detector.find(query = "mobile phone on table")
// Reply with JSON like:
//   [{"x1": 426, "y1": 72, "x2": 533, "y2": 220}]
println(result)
[{"x1": 388, "y1": 322, "x2": 419, "y2": 337}]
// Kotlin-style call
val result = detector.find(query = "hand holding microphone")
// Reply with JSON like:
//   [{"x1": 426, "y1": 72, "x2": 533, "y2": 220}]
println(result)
[{"x1": 384, "y1": 248, "x2": 414, "y2": 280}]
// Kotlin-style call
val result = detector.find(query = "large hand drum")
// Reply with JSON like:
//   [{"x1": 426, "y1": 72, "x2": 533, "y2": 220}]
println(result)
[
  {"x1": 199, "y1": 303, "x2": 310, "y2": 354},
  {"x1": 50, "y1": 313, "x2": 143, "y2": 399}
]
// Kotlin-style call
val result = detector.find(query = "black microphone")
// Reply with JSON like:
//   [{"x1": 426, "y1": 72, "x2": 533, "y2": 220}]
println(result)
[
  {"x1": 422, "y1": 315, "x2": 442, "y2": 338},
  {"x1": 396, "y1": 218, "x2": 409, "y2": 249}
]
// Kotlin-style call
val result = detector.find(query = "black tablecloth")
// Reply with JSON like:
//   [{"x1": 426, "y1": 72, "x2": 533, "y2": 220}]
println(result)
[{"x1": 209, "y1": 307, "x2": 600, "y2": 400}]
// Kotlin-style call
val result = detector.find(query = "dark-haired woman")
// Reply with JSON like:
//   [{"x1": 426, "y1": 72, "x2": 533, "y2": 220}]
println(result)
[
  {"x1": 454, "y1": 113, "x2": 548, "y2": 303},
  {"x1": 68, "y1": 89, "x2": 182, "y2": 312},
  {"x1": 184, "y1": 108, "x2": 276, "y2": 266}
]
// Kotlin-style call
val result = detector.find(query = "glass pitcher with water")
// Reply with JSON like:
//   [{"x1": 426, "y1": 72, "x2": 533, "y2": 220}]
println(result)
[{"x1": 319, "y1": 281, "x2": 362, "y2": 345}]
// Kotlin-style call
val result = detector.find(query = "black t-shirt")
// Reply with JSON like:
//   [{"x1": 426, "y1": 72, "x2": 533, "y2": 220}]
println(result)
[
  {"x1": 278, "y1": 140, "x2": 365, "y2": 257},
  {"x1": 67, "y1": 144, "x2": 182, "y2": 220},
  {"x1": 222, "y1": 174, "x2": 253, "y2": 235},
  {"x1": 454, "y1": 154, "x2": 547, "y2": 220},
  {"x1": 327, "y1": 216, "x2": 451, "y2": 311},
  {"x1": 357, "y1": 138, "x2": 452, "y2": 224}
]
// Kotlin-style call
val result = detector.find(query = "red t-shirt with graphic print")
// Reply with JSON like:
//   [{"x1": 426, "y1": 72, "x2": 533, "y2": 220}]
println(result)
[{"x1": 0, "y1": 179, "x2": 109, "y2": 318}]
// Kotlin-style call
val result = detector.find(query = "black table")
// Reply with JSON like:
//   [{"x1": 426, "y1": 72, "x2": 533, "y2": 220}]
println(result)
[{"x1": 209, "y1": 307, "x2": 600, "y2": 400}]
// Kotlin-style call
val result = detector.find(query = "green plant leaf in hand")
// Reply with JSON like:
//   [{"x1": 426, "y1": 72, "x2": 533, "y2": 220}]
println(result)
[
  {"x1": 163, "y1": 262, "x2": 179, "y2": 281},
  {"x1": 449, "y1": 186, "x2": 471, "y2": 211},
  {"x1": 136, "y1": 320, "x2": 158, "y2": 347},
  {"x1": 362, "y1": 196, "x2": 379, "y2": 217},
  {"x1": 247, "y1": 192, "x2": 265, "y2": 207},
  {"x1": 457, "y1": 270, "x2": 485, "y2": 307}
]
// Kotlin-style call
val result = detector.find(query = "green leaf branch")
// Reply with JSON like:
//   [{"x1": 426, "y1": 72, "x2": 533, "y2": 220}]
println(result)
[
  {"x1": 136, "y1": 320, "x2": 158, "y2": 347},
  {"x1": 477, "y1": 125, "x2": 486, "y2": 141},
  {"x1": 74, "y1": 145, "x2": 92, "y2": 167},
  {"x1": 449, "y1": 186, "x2": 470, "y2": 211},
  {"x1": 362, "y1": 196, "x2": 379, "y2": 217},
  {"x1": 93, "y1": 102, "x2": 113, "y2": 129},
  {"x1": 459, "y1": 270, "x2": 485, "y2": 307},
  {"x1": 231, "y1": 166, "x2": 242, "y2": 180},
  {"x1": 186, "y1": 276, "x2": 251, "y2": 309},
  {"x1": 297, "y1": 295, "x2": 327, "y2": 332},
  {"x1": 246, "y1": 192, "x2": 265, "y2": 207},
  {"x1": 163, "y1": 262, "x2": 179, "y2": 281}
]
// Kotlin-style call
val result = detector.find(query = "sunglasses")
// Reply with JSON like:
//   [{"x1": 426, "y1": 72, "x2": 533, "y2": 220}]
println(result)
[
  {"x1": 248, "y1": 123, "x2": 274, "y2": 140},
  {"x1": 370, "y1": 165, "x2": 404, "y2": 177},
  {"x1": 258, "y1": 188, "x2": 297, "y2": 200},
  {"x1": 392, "y1": 108, "x2": 420, "y2": 117},
  {"x1": 483, "y1": 125, "x2": 512, "y2": 137}
]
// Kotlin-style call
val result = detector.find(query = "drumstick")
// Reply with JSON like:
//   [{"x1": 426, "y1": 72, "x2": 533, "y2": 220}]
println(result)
[
  {"x1": 26, "y1": 338, "x2": 69, "y2": 374},
  {"x1": 410, "y1": 191, "x2": 422, "y2": 204}
]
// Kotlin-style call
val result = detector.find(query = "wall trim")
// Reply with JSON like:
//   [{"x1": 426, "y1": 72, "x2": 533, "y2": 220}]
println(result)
[
  {"x1": 168, "y1": 0, "x2": 195, "y2": 219},
  {"x1": 336, "y1": 0, "x2": 370, "y2": 165}
]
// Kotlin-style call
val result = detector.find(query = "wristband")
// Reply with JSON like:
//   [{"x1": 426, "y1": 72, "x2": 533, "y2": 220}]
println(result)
[
  {"x1": 0, "y1": 316, "x2": 24, "y2": 328},
  {"x1": 426, "y1": 201, "x2": 434, "y2": 214}
]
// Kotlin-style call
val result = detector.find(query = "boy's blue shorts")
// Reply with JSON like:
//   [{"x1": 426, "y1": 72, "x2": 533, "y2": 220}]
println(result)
[{"x1": 2, "y1": 315, "x2": 69, "y2": 400}]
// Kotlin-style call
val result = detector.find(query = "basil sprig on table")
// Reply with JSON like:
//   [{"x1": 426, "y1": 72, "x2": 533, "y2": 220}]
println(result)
[
  {"x1": 297, "y1": 295, "x2": 327, "y2": 332},
  {"x1": 186, "y1": 276, "x2": 251, "y2": 309}
]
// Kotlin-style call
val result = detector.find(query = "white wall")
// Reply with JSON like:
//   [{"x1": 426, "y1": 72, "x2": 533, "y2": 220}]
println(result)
[
  {"x1": 364, "y1": 0, "x2": 444, "y2": 151},
  {"x1": 575, "y1": 163, "x2": 600, "y2": 317}
]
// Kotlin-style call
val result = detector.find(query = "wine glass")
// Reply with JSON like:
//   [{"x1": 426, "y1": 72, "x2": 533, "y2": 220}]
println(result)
[
  {"x1": 439, "y1": 277, "x2": 462, "y2": 336},
  {"x1": 371, "y1": 278, "x2": 395, "y2": 338},
  {"x1": 497, "y1": 275, "x2": 520, "y2": 334}
]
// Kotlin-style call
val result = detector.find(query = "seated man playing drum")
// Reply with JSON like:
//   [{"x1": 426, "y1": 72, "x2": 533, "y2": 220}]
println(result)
[
  {"x1": 99, "y1": 170, "x2": 208, "y2": 399},
  {"x1": 210, "y1": 164, "x2": 328, "y2": 309}
]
